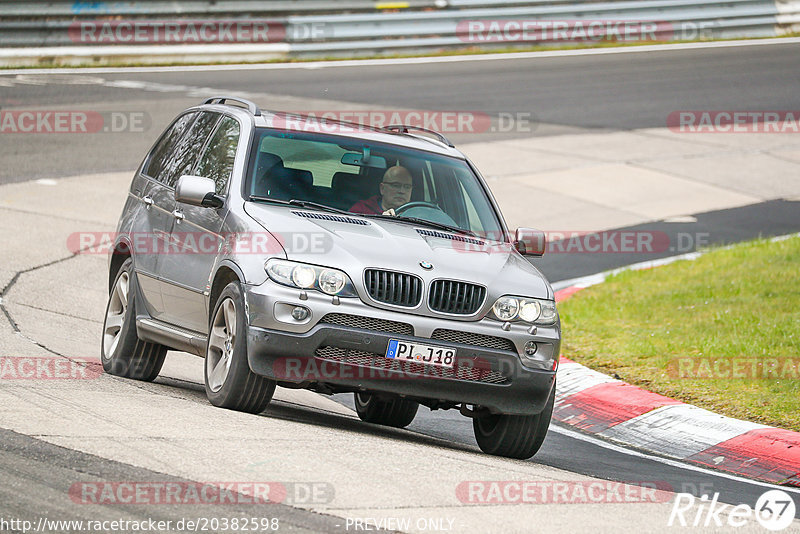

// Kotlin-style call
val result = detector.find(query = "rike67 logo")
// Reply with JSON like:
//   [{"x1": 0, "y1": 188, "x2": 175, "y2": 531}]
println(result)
[{"x1": 668, "y1": 489, "x2": 796, "y2": 531}]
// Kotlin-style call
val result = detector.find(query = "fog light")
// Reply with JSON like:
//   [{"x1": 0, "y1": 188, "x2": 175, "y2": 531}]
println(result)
[
  {"x1": 523, "y1": 341, "x2": 538, "y2": 357},
  {"x1": 291, "y1": 306, "x2": 310, "y2": 321}
]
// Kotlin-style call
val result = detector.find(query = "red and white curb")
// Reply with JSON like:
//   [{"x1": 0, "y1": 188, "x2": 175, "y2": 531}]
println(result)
[{"x1": 550, "y1": 237, "x2": 800, "y2": 487}]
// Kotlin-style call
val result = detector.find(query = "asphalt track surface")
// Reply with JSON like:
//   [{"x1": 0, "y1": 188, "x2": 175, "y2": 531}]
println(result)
[
  {"x1": 539, "y1": 198, "x2": 800, "y2": 282},
  {"x1": 0, "y1": 428, "x2": 347, "y2": 532},
  {"x1": 113, "y1": 42, "x2": 800, "y2": 130},
  {"x1": 2, "y1": 40, "x2": 800, "y2": 182},
  {"x1": 2, "y1": 41, "x2": 800, "y2": 531}
]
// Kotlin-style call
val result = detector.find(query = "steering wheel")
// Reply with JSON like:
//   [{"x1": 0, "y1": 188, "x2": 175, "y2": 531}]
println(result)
[
  {"x1": 394, "y1": 201, "x2": 443, "y2": 216},
  {"x1": 393, "y1": 201, "x2": 459, "y2": 227}
]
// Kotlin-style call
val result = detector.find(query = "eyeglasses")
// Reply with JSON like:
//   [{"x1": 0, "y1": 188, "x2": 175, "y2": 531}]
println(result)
[{"x1": 382, "y1": 182, "x2": 412, "y2": 192}]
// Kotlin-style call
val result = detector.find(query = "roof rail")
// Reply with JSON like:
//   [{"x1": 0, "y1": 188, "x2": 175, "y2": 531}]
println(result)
[
  {"x1": 384, "y1": 125, "x2": 455, "y2": 148},
  {"x1": 203, "y1": 96, "x2": 262, "y2": 117}
]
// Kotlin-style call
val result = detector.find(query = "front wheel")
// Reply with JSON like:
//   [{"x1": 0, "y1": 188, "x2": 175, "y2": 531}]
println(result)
[
  {"x1": 101, "y1": 258, "x2": 167, "y2": 381},
  {"x1": 472, "y1": 381, "x2": 555, "y2": 459},
  {"x1": 354, "y1": 393, "x2": 419, "y2": 428},
  {"x1": 204, "y1": 281, "x2": 275, "y2": 414}
]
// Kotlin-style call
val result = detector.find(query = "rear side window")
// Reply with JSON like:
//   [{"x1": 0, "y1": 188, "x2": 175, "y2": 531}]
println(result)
[
  {"x1": 159, "y1": 112, "x2": 221, "y2": 188},
  {"x1": 197, "y1": 116, "x2": 240, "y2": 195},
  {"x1": 143, "y1": 112, "x2": 196, "y2": 181},
  {"x1": 142, "y1": 113, "x2": 197, "y2": 179}
]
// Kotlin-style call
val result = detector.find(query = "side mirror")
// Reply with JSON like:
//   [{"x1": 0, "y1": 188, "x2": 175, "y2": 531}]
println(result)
[
  {"x1": 514, "y1": 228, "x2": 546, "y2": 257},
  {"x1": 175, "y1": 175, "x2": 224, "y2": 208}
]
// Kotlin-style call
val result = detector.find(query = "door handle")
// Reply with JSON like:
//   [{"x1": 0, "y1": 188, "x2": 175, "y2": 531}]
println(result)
[
  {"x1": 142, "y1": 195, "x2": 154, "y2": 208},
  {"x1": 172, "y1": 209, "x2": 185, "y2": 221}
]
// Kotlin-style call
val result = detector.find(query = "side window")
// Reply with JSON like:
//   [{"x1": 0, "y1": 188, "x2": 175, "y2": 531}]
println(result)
[
  {"x1": 160, "y1": 112, "x2": 221, "y2": 189},
  {"x1": 433, "y1": 164, "x2": 469, "y2": 229},
  {"x1": 143, "y1": 112, "x2": 196, "y2": 181},
  {"x1": 196, "y1": 117, "x2": 240, "y2": 195},
  {"x1": 459, "y1": 181, "x2": 485, "y2": 233},
  {"x1": 424, "y1": 161, "x2": 437, "y2": 203}
]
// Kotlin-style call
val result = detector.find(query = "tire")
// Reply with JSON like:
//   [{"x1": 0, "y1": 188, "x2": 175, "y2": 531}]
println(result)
[
  {"x1": 354, "y1": 392, "x2": 419, "y2": 428},
  {"x1": 101, "y1": 258, "x2": 167, "y2": 381},
  {"x1": 472, "y1": 381, "x2": 555, "y2": 460},
  {"x1": 204, "y1": 281, "x2": 275, "y2": 414}
]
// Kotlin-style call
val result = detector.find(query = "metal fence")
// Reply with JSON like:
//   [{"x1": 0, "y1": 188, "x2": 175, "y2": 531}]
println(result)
[{"x1": 0, "y1": 0, "x2": 798, "y2": 65}]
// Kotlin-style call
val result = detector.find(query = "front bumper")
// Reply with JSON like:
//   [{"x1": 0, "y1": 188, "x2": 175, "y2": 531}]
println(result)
[{"x1": 244, "y1": 281, "x2": 559, "y2": 415}]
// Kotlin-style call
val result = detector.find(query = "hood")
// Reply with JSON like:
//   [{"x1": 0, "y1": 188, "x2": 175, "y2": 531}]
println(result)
[{"x1": 244, "y1": 203, "x2": 553, "y2": 301}]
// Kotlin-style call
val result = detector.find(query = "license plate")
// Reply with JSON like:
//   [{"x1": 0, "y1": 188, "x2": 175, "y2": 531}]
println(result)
[{"x1": 386, "y1": 339, "x2": 456, "y2": 369}]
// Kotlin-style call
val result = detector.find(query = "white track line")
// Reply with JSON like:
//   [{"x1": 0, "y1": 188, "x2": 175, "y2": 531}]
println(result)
[
  {"x1": 1, "y1": 37, "x2": 799, "y2": 76},
  {"x1": 552, "y1": 232, "x2": 800, "y2": 291},
  {"x1": 549, "y1": 425, "x2": 800, "y2": 495}
]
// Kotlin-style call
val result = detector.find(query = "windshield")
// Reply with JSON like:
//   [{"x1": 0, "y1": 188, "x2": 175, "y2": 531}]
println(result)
[{"x1": 245, "y1": 129, "x2": 505, "y2": 239}]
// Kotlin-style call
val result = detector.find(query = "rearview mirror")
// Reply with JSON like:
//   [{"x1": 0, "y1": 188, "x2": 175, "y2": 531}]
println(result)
[
  {"x1": 514, "y1": 228, "x2": 546, "y2": 257},
  {"x1": 175, "y1": 175, "x2": 223, "y2": 208},
  {"x1": 341, "y1": 149, "x2": 387, "y2": 169}
]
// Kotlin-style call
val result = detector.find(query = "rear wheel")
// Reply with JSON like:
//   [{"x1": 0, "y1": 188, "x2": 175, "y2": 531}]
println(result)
[
  {"x1": 472, "y1": 381, "x2": 555, "y2": 459},
  {"x1": 101, "y1": 258, "x2": 167, "y2": 381},
  {"x1": 354, "y1": 393, "x2": 419, "y2": 428},
  {"x1": 204, "y1": 281, "x2": 275, "y2": 414}
]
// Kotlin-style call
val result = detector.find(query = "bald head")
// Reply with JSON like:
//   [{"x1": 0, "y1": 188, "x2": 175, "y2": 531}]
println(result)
[
  {"x1": 383, "y1": 166, "x2": 412, "y2": 182},
  {"x1": 380, "y1": 165, "x2": 413, "y2": 211}
]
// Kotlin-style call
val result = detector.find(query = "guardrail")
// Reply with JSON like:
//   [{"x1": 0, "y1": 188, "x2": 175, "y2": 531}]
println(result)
[
  {"x1": 0, "y1": 0, "x2": 798, "y2": 66},
  {"x1": 0, "y1": 1, "x2": 444, "y2": 17}
]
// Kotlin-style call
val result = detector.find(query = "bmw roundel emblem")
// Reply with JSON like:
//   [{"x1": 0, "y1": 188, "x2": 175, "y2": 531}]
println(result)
[{"x1": 420, "y1": 261, "x2": 433, "y2": 270}]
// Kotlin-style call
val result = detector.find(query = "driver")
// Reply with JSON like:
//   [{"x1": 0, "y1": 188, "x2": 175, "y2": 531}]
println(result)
[{"x1": 349, "y1": 165, "x2": 413, "y2": 215}]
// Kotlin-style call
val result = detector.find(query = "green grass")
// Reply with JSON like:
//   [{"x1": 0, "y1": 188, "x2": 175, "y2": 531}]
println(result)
[
  {"x1": 558, "y1": 236, "x2": 800, "y2": 431},
  {"x1": 3, "y1": 33, "x2": 799, "y2": 70}
]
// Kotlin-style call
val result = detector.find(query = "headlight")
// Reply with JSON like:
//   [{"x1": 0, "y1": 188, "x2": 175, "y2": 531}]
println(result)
[
  {"x1": 265, "y1": 259, "x2": 357, "y2": 297},
  {"x1": 490, "y1": 296, "x2": 557, "y2": 325},
  {"x1": 519, "y1": 300, "x2": 541, "y2": 322},
  {"x1": 318, "y1": 269, "x2": 345, "y2": 295},
  {"x1": 492, "y1": 296, "x2": 520, "y2": 321},
  {"x1": 291, "y1": 265, "x2": 316, "y2": 289},
  {"x1": 539, "y1": 301, "x2": 557, "y2": 324}
]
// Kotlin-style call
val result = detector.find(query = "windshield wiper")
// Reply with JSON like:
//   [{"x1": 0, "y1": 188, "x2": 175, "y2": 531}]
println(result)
[
  {"x1": 401, "y1": 217, "x2": 480, "y2": 238},
  {"x1": 249, "y1": 196, "x2": 354, "y2": 216},
  {"x1": 364, "y1": 214, "x2": 479, "y2": 238},
  {"x1": 287, "y1": 199, "x2": 355, "y2": 215},
  {"x1": 250, "y1": 196, "x2": 292, "y2": 205}
]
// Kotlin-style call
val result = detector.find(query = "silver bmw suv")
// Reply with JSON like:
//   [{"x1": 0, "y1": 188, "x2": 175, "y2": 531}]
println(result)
[{"x1": 102, "y1": 97, "x2": 560, "y2": 459}]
